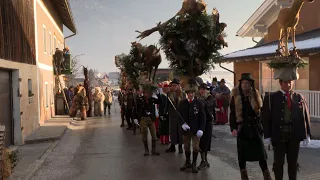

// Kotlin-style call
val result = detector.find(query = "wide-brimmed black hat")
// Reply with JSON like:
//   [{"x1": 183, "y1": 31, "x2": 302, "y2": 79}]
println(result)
[
  {"x1": 199, "y1": 83, "x2": 210, "y2": 90},
  {"x1": 212, "y1": 77, "x2": 217, "y2": 82},
  {"x1": 184, "y1": 78, "x2": 199, "y2": 93},
  {"x1": 220, "y1": 79, "x2": 226, "y2": 83},
  {"x1": 170, "y1": 78, "x2": 180, "y2": 85},
  {"x1": 239, "y1": 73, "x2": 254, "y2": 82}
]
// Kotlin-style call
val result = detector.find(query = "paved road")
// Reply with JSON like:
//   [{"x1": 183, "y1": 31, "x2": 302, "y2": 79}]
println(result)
[{"x1": 30, "y1": 108, "x2": 320, "y2": 180}]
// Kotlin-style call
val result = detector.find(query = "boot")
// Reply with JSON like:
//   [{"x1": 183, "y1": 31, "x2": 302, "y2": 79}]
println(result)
[
  {"x1": 273, "y1": 163, "x2": 283, "y2": 180},
  {"x1": 180, "y1": 151, "x2": 192, "y2": 171},
  {"x1": 165, "y1": 145, "x2": 176, "y2": 153},
  {"x1": 197, "y1": 152, "x2": 207, "y2": 170},
  {"x1": 178, "y1": 144, "x2": 183, "y2": 154},
  {"x1": 205, "y1": 151, "x2": 210, "y2": 167},
  {"x1": 240, "y1": 169, "x2": 249, "y2": 180},
  {"x1": 192, "y1": 152, "x2": 199, "y2": 173},
  {"x1": 151, "y1": 140, "x2": 160, "y2": 156},
  {"x1": 263, "y1": 170, "x2": 273, "y2": 180},
  {"x1": 143, "y1": 141, "x2": 149, "y2": 156}
]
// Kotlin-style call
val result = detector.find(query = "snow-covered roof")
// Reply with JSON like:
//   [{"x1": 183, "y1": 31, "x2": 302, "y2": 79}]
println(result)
[
  {"x1": 223, "y1": 29, "x2": 320, "y2": 62},
  {"x1": 237, "y1": 0, "x2": 292, "y2": 37}
]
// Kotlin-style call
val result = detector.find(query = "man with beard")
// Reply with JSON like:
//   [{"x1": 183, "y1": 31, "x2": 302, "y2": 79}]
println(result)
[
  {"x1": 263, "y1": 78, "x2": 311, "y2": 180},
  {"x1": 230, "y1": 73, "x2": 272, "y2": 180},
  {"x1": 166, "y1": 79, "x2": 185, "y2": 153},
  {"x1": 197, "y1": 83, "x2": 215, "y2": 170}
]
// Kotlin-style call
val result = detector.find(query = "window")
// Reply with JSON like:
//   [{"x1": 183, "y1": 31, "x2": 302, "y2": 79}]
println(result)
[
  {"x1": 51, "y1": 82, "x2": 54, "y2": 105},
  {"x1": 45, "y1": 82, "x2": 48, "y2": 108},
  {"x1": 54, "y1": 36, "x2": 57, "y2": 50},
  {"x1": 49, "y1": 31, "x2": 52, "y2": 55},
  {"x1": 43, "y1": 25, "x2": 46, "y2": 53}
]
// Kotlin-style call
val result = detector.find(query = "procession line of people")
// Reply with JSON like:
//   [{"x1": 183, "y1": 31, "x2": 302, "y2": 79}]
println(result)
[{"x1": 117, "y1": 73, "x2": 311, "y2": 180}]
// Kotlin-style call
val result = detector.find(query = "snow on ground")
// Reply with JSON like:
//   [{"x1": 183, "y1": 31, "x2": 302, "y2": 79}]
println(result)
[{"x1": 300, "y1": 140, "x2": 320, "y2": 148}]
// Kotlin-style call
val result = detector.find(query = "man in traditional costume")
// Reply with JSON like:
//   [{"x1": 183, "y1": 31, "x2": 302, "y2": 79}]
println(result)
[
  {"x1": 179, "y1": 81, "x2": 206, "y2": 173},
  {"x1": 125, "y1": 88, "x2": 136, "y2": 130},
  {"x1": 197, "y1": 83, "x2": 215, "y2": 170},
  {"x1": 166, "y1": 79, "x2": 185, "y2": 153},
  {"x1": 213, "y1": 79, "x2": 230, "y2": 125},
  {"x1": 69, "y1": 85, "x2": 89, "y2": 120},
  {"x1": 211, "y1": 77, "x2": 218, "y2": 92},
  {"x1": 230, "y1": 73, "x2": 272, "y2": 180},
  {"x1": 133, "y1": 86, "x2": 161, "y2": 156},
  {"x1": 93, "y1": 87, "x2": 105, "y2": 116},
  {"x1": 263, "y1": 78, "x2": 311, "y2": 180},
  {"x1": 159, "y1": 84, "x2": 170, "y2": 145}
]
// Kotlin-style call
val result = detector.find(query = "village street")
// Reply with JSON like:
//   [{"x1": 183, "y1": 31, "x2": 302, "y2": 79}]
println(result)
[{"x1": 25, "y1": 107, "x2": 320, "y2": 180}]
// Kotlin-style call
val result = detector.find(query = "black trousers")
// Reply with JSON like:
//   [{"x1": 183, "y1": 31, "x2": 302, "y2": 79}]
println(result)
[
  {"x1": 239, "y1": 159, "x2": 268, "y2": 171},
  {"x1": 273, "y1": 139, "x2": 300, "y2": 180},
  {"x1": 126, "y1": 109, "x2": 133, "y2": 127},
  {"x1": 104, "y1": 102, "x2": 111, "y2": 114}
]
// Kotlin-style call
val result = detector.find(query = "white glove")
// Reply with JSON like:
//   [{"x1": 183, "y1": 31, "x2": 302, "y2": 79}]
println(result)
[
  {"x1": 303, "y1": 135, "x2": 311, "y2": 146},
  {"x1": 264, "y1": 138, "x2": 271, "y2": 145},
  {"x1": 181, "y1": 123, "x2": 190, "y2": 131},
  {"x1": 215, "y1": 108, "x2": 220, "y2": 112},
  {"x1": 133, "y1": 119, "x2": 139, "y2": 126},
  {"x1": 196, "y1": 130, "x2": 203, "y2": 138},
  {"x1": 152, "y1": 93, "x2": 158, "y2": 99},
  {"x1": 160, "y1": 116, "x2": 165, "y2": 121}
]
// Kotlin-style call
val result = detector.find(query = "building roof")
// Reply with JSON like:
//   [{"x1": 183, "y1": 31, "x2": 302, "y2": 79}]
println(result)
[
  {"x1": 237, "y1": 0, "x2": 291, "y2": 37},
  {"x1": 223, "y1": 28, "x2": 320, "y2": 62},
  {"x1": 52, "y1": 0, "x2": 76, "y2": 33}
]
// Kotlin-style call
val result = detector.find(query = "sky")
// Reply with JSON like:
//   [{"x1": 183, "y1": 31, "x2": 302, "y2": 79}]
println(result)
[{"x1": 65, "y1": 0, "x2": 264, "y2": 73}]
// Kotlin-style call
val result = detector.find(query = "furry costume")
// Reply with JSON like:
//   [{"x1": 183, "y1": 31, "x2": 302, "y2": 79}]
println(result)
[
  {"x1": 231, "y1": 86, "x2": 263, "y2": 123},
  {"x1": 93, "y1": 87, "x2": 105, "y2": 116},
  {"x1": 69, "y1": 86, "x2": 89, "y2": 120}
]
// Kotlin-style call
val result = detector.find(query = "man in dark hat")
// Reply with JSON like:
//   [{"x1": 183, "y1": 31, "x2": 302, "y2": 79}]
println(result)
[
  {"x1": 179, "y1": 81, "x2": 206, "y2": 173},
  {"x1": 262, "y1": 78, "x2": 311, "y2": 180},
  {"x1": 230, "y1": 73, "x2": 272, "y2": 180},
  {"x1": 133, "y1": 85, "x2": 162, "y2": 156},
  {"x1": 196, "y1": 83, "x2": 215, "y2": 170},
  {"x1": 166, "y1": 78, "x2": 185, "y2": 153},
  {"x1": 213, "y1": 78, "x2": 230, "y2": 125}
]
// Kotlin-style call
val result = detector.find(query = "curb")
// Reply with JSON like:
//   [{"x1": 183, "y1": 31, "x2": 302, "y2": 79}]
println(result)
[
  {"x1": 24, "y1": 127, "x2": 67, "y2": 145},
  {"x1": 24, "y1": 140, "x2": 60, "y2": 180}
]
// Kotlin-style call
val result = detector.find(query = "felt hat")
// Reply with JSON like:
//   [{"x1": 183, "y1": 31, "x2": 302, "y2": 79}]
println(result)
[
  {"x1": 239, "y1": 73, "x2": 254, "y2": 82},
  {"x1": 170, "y1": 78, "x2": 180, "y2": 85}
]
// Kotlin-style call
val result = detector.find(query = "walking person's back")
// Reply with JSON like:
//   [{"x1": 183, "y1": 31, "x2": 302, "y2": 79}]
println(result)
[{"x1": 104, "y1": 87, "x2": 113, "y2": 115}]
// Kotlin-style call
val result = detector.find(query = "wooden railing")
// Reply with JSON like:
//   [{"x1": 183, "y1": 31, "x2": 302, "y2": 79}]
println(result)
[{"x1": 296, "y1": 90, "x2": 320, "y2": 119}]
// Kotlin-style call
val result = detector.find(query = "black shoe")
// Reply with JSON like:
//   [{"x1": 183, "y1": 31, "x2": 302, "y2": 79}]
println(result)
[
  {"x1": 165, "y1": 145, "x2": 176, "y2": 153},
  {"x1": 180, "y1": 151, "x2": 192, "y2": 171},
  {"x1": 120, "y1": 124, "x2": 125, "y2": 127}
]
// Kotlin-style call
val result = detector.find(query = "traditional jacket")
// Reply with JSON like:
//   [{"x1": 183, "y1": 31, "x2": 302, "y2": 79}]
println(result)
[
  {"x1": 178, "y1": 98, "x2": 206, "y2": 135},
  {"x1": 104, "y1": 90, "x2": 113, "y2": 104},
  {"x1": 262, "y1": 90, "x2": 311, "y2": 143},
  {"x1": 135, "y1": 94, "x2": 161, "y2": 121}
]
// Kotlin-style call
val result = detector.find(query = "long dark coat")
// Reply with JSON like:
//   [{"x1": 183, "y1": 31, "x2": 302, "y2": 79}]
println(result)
[
  {"x1": 167, "y1": 91, "x2": 184, "y2": 145},
  {"x1": 198, "y1": 94, "x2": 215, "y2": 151},
  {"x1": 178, "y1": 99, "x2": 206, "y2": 135},
  {"x1": 262, "y1": 91, "x2": 311, "y2": 143},
  {"x1": 159, "y1": 94, "x2": 169, "y2": 135},
  {"x1": 230, "y1": 95, "x2": 267, "y2": 162}
]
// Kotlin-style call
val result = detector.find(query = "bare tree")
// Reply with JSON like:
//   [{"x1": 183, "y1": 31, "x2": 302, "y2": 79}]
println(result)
[{"x1": 65, "y1": 56, "x2": 82, "y2": 87}]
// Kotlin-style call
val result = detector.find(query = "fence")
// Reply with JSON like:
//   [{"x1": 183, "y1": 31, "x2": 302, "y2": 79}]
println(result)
[{"x1": 296, "y1": 90, "x2": 320, "y2": 119}]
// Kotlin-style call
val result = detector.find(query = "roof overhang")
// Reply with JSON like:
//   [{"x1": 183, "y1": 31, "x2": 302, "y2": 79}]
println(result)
[
  {"x1": 236, "y1": 0, "x2": 292, "y2": 38},
  {"x1": 52, "y1": 0, "x2": 76, "y2": 34}
]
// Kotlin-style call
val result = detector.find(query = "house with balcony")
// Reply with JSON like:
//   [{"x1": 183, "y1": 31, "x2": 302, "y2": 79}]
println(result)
[
  {"x1": 222, "y1": 0, "x2": 320, "y2": 123},
  {"x1": 35, "y1": 0, "x2": 76, "y2": 124}
]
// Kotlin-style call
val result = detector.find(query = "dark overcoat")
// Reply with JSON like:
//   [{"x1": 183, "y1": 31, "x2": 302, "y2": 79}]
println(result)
[
  {"x1": 167, "y1": 91, "x2": 184, "y2": 145},
  {"x1": 198, "y1": 94, "x2": 215, "y2": 151},
  {"x1": 262, "y1": 91, "x2": 311, "y2": 144},
  {"x1": 178, "y1": 99, "x2": 206, "y2": 135},
  {"x1": 230, "y1": 95, "x2": 267, "y2": 162},
  {"x1": 159, "y1": 94, "x2": 170, "y2": 135}
]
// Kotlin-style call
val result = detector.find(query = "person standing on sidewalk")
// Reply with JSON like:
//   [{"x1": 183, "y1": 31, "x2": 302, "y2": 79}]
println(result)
[
  {"x1": 230, "y1": 73, "x2": 272, "y2": 180},
  {"x1": 159, "y1": 84, "x2": 170, "y2": 145},
  {"x1": 179, "y1": 81, "x2": 206, "y2": 173},
  {"x1": 166, "y1": 79, "x2": 184, "y2": 153},
  {"x1": 133, "y1": 86, "x2": 162, "y2": 156},
  {"x1": 213, "y1": 79, "x2": 230, "y2": 125},
  {"x1": 118, "y1": 89, "x2": 126, "y2": 127},
  {"x1": 103, "y1": 87, "x2": 113, "y2": 115},
  {"x1": 262, "y1": 78, "x2": 311, "y2": 180},
  {"x1": 197, "y1": 83, "x2": 215, "y2": 170}
]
